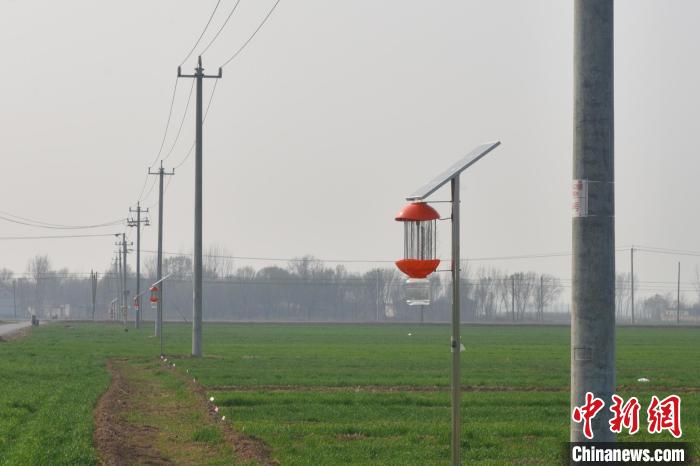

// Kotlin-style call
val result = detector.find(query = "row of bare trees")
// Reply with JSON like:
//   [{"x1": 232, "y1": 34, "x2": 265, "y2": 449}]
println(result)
[
  {"x1": 615, "y1": 270, "x2": 700, "y2": 322},
  {"x1": 0, "y1": 256, "x2": 89, "y2": 319},
  {"x1": 1, "y1": 253, "x2": 564, "y2": 322},
  {"x1": 3, "y1": 252, "x2": 700, "y2": 323},
  {"x1": 430, "y1": 267, "x2": 563, "y2": 322}
]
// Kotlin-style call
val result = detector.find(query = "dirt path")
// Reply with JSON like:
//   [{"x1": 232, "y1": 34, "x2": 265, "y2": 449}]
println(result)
[
  {"x1": 0, "y1": 321, "x2": 32, "y2": 341},
  {"x1": 94, "y1": 358, "x2": 277, "y2": 466}
]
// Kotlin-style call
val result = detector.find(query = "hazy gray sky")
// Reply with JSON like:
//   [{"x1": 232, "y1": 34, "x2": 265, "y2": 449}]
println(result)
[{"x1": 1, "y1": 1, "x2": 699, "y2": 299}]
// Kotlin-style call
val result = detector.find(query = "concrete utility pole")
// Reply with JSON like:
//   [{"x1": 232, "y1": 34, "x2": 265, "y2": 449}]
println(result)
[
  {"x1": 12, "y1": 280, "x2": 16, "y2": 319},
  {"x1": 111, "y1": 257, "x2": 117, "y2": 320},
  {"x1": 571, "y1": 0, "x2": 615, "y2": 443},
  {"x1": 511, "y1": 275, "x2": 516, "y2": 322},
  {"x1": 149, "y1": 162, "x2": 174, "y2": 338},
  {"x1": 630, "y1": 246, "x2": 635, "y2": 323},
  {"x1": 178, "y1": 56, "x2": 222, "y2": 357},
  {"x1": 122, "y1": 234, "x2": 128, "y2": 326},
  {"x1": 91, "y1": 271, "x2": 97, "y2": 321},
  {"x1": 116, "y1": 252, "x2": 123, "y2": 322},
  {"x1": 113, "y1": 256, "x2": 120, "y2": 321},
  {"x1": 122, "y1": 233, "x2": 129, "y2": 326},
  {"x1": 375, "y1": 271, "x2": 380, "y2": 322},
  {"x1": 539, "y1": 275, "x2": 544, "y2": 322},
  {"x1": 677, "y1": 262, "x2": 681, "y2": 325},
  {"x1": 116, "y1": 233, "x2": 131, "y2": 327},
  {"x1": 128, "y1": 203, "x2": 150, "y2": 329}
]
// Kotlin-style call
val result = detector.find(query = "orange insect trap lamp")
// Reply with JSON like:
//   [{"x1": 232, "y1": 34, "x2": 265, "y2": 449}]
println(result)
[
  {"x1": 149, "y1": 285, "x2": 159, "y2": 310},
  {"x1": 395, "y1": 202, "x2": 440, "y2": 305}
]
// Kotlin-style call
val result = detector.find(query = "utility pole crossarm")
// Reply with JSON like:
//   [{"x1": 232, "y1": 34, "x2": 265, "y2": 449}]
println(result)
[
  {"x1": 148, "y1": 162, "x2": 176, "y2": 177},
  {"x1": 177, "y1": 58, "x2": 222, "y2": 79}
]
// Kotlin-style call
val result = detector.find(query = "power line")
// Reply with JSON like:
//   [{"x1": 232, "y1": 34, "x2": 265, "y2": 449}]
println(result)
[
  {"x1": 135, "y1": 171, "x2": 153, "y2": 205},
  {"x1": 136, "y1": 245, "x2": 692, "y2": 268},
  {"x1": 136, "y1": 77, "x2": 181, "y2": 204},
  {"x1": 0, "y1": 212, "x2": 125, "y2": 230},
  {"x1": 16, "y1": 273, "x2": 120, "y2": 278},
  {"x1": 635, "y1": 246, "x2": 700, "y2": 258},
  {"x1": 199, "y1": 0, "x2": 243, "y2": 57},
  {"x1": 180, "y1": 0, "x2": 224, "y2": 67},
  {"x1": 147, "y1": 77, "x2": 180, "y2": 169},
  {"x1": 143, "y1": 249, "x2": 395, "y2": 263},
  {"x1": 139, "y1": 249, "x2": 578, "y2": 264},
  {"x1": 136, "y1": 75, "x2": 193, "y2": 204},
  {"x1": 146, "y1": 176, "x2": 174, "y2": 210},
  {"x1": 173, "y1": 78, "x2": 219, "y2": 170},
  {"x1": 174, "y1": 143, "x2": 195, "y2": 170},
  {"x1": 162, "y1": 79, "x2": 196, "y2": 162},
  {"x1": 140, "y1": 174, "x2": 159, "y2": 206},
  {"x1": 634, "y1": 245, "x2": 697, "y2": 253},
  {"x1": 0, "y1": 233, "x2": 118, "y2": 240},
  {"x1": 220, "y1": 0, "x2": 282, "y2": 68}
]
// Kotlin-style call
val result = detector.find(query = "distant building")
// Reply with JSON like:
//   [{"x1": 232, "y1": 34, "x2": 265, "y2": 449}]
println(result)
[
  {"x1": 661, "y1": 308, "x2": 700, "y2": 323},
  {"x1": 27, "y1": 304, "x2": 71, "y2": 319}
]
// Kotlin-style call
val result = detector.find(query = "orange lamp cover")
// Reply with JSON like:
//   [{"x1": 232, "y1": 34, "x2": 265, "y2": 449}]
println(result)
[
  {"x1": 394, "y1": 202, "x2": 440, "y2": 222},
  {"x1": 395, "y1": 259, "x2": 441, "y2": 279}
]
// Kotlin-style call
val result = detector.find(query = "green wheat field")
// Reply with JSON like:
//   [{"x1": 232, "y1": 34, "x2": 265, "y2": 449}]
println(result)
[{"x1": 0, "y1": 323, "x2": 697, "y2": 465}]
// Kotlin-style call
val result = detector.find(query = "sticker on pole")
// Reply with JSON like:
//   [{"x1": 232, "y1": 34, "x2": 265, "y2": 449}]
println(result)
[{"x1": 572, "y1": 180, "x2": 588, "y2": 217}]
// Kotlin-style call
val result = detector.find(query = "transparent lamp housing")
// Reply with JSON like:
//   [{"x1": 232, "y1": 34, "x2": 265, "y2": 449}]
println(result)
[
  {"x1": 405, "y1": 278, "x2": 430, "y2": 306},
  {"x1": 404, "y1": 220, "x2": 437, "y2": 260}
]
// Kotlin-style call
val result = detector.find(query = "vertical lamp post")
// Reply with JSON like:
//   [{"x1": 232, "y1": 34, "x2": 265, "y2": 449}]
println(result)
[
  {"x1": 136, "y1": 272, "x2": 174, "y2": 357},
  {"x1": 395, "y1": 142, "x2": 500, "y2": 466}
]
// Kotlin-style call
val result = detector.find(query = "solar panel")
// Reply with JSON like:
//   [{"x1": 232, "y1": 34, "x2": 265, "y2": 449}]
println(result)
[{"x1": 406, "y1": 141, "x2": 501, "y2": 201}]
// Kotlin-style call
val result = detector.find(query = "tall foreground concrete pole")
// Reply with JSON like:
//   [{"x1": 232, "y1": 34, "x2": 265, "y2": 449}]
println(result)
[
  {"x1": 193, "y1": 58, "x2": 204, "y2": 357},
  {"x1": 571, "y1": 0, "x2": 615, "y2": 442},
  {"x1": 157, "y1": 169, "x2": 164, "y2": 338},
  {"x1": 178, "y1": 56, "x2": 221, "y2": 357}
]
